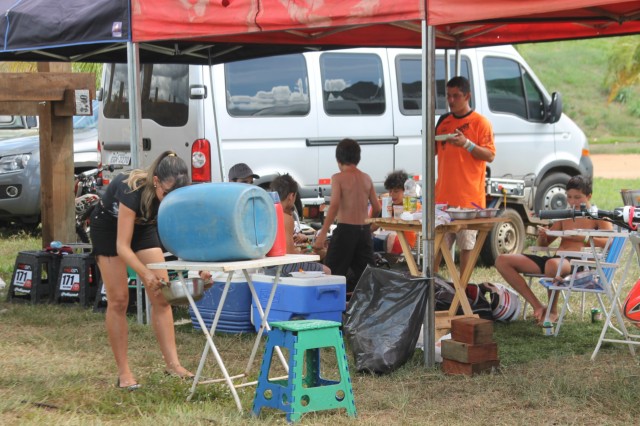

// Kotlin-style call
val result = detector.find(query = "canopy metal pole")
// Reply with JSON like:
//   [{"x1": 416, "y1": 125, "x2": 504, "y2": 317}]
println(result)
[
  {"x1": 444, "y1": 49, "x2": 450, "y2": 83},
  {"x1": 126, "y1": 42, "x2": 143, "y2": 169},
  {"x1": 127, "y1": 41, "x2": 145, "y2": 325},
  {"x1": 422, "y1": 21, "x2": 436, "y2": 368},
  {"x1": 207, "y1": 50, "x2": 226, "y2": 181}
]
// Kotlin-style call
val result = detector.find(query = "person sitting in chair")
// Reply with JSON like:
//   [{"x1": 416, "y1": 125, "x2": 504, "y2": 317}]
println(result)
[
  {"x1": 266, "y1": 174, "x2": 330, "y2": 276},
  {"x1": 494, "y1": 175, "x2": 613, "y2": 325},
  {"x1": 379, "y1": 170, "x2": 417, "y2": 254}
]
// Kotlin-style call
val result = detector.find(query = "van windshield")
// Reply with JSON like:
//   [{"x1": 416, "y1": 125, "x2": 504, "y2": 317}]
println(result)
[{"x1": 102, "y1": 64, "x2": 189, "y2": 127}]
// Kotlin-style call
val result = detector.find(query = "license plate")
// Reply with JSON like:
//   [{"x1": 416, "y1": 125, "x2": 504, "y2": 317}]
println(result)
[{"x1": 108, "y1": 152, "x2": 131, "y2": 165}]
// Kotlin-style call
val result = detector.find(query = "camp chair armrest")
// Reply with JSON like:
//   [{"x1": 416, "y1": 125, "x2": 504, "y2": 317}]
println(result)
[
  {"x1": 556, "y1": 250, "x2": 597, "y2": 260},
  {"x1": 568, "y1": 259, "x2": 619, "y2": 268}
]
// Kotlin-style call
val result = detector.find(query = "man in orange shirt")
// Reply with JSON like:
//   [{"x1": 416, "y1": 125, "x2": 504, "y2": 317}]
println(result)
[{"x1": 436, "y1": 76, "x2": 496, "y2": 273}]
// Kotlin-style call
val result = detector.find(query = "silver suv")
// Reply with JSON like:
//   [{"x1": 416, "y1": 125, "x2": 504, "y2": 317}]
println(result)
[{"x1": 0, "y1": 101, "x2": 99, "y2": 225}]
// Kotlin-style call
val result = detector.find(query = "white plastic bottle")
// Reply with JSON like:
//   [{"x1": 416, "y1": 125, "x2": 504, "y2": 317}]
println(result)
[{"x1": 404, "y1": 176, "x2": 417, "y2": 197}]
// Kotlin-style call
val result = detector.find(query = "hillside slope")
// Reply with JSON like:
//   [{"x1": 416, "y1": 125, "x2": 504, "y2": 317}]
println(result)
[{"x1": 517, "y1": 36, "x2": 640, "y2": 145}]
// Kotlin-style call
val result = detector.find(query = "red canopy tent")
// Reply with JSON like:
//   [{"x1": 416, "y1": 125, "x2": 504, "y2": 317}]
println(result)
[
  {"x1": 3, "y1": 1, "x2": 640, "y2": 62},
  {"x1": 132, "y1": 0, "x2": 640, "y2": 50}
]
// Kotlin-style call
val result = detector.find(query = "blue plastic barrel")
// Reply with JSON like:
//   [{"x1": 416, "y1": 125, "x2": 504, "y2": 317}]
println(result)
[{"x1": 158, "y1": 183, "x2": 276, "y2": 261}]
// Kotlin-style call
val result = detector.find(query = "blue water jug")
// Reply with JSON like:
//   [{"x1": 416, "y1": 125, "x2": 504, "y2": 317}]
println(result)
[{"x1": 158, "y1": 183, "x2": 276, "y2": 261}]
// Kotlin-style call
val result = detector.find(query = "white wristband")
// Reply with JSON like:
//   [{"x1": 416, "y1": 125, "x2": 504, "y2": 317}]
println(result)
[{"x1": 465, "y1": 139, "x2": 476, "y2": 152}]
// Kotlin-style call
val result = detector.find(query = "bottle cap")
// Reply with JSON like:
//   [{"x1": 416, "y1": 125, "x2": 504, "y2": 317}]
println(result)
[{"x1": 542, "y1": 321, "x2": 552, "y2": 327}]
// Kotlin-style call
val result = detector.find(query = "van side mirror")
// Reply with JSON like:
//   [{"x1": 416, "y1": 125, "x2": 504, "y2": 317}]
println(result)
[
  {"x1": 546, "y1": 92, "x2": 562, "y2": 124},
  {"x1": 190, "y1": 85, "x2": 207, "y2": 100}
]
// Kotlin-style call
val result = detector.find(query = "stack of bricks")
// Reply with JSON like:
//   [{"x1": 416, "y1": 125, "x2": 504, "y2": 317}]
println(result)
[{"x1": 441, "y1": 317, "x2": 500, "y2": 376}]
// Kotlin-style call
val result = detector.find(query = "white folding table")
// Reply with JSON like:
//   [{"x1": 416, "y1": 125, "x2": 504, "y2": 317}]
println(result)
[{"x1": 148, "y1": 254, "x2": 319, "y2": 411}]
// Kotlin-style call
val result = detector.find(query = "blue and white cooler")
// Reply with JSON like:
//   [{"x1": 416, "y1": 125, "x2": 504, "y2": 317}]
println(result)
[
  {"x1": 189, "y1": 272, "x2": 255, "y2": 334},
  {"x1": 250, "y1": 273, "x2": 346, "y2": 332}
]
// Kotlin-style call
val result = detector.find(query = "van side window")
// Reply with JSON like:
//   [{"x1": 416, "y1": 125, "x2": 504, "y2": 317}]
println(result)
[
  {"x1": 396, "y1": 55, "x2": 471, "y2": 115},
  {"x1": 484, "y1": 57, "x2": 544, "y2": 121},
  {"x1": 522, "y1": 70, "x2": 546, "y2": 121},
  {"x1": 320, "y1": 53, "x2": 385, "y2": 115},
  {"x1": 225, "y1": 54, "x2": 309, "y2": 117},
  {"x1": 103, "y1": 64, "x2": 189, "y2": 127}
]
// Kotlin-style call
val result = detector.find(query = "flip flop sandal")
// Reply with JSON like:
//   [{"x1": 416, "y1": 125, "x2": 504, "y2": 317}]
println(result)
[{"x1": 116, "y1": 378, "x2": 141, "y2": 391}]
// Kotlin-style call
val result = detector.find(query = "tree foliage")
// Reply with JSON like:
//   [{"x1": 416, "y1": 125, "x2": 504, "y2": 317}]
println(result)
[{"x1": 605, "y1": 36, "x2": 640, "y2": 103}]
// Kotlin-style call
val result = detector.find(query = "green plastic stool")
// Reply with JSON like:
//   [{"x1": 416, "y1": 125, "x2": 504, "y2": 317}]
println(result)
[{"x1": 252, "y1": 319, "x2": 357, "y2": 422}]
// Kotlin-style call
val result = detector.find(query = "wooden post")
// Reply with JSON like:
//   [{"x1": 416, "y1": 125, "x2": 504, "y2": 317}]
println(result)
[
  {"x1": 40, "y1": 63, "x2": 72, "y2": 246},
  {"x1": 0, "y1": 71, "x2": 94, "y2": 247},
  {"x1": 38, "y1": 101, "x2": 75, "y2": 246}
]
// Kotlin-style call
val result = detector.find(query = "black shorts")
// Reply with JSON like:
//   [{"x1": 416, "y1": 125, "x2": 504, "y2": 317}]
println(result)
[
  {"x1": 90, "y1": 204, "x2": 161, "y2": 256},
  {"x1": 524, "y1": 254, "x2": 558, "y2": 273}
]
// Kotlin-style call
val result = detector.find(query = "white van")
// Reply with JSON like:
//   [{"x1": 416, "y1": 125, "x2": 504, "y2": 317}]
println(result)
[{"x1": 98, "y1": 45, "x2": 592, "y2": 263}]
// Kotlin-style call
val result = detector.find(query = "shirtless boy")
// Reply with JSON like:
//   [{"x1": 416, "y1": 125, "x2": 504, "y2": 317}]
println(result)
[
  {"x1": 495, "y1": 175, "x2": 613, "y2": 324},
  {"x1": 314, "y1": 138, "x2": 381, "y2": 292}
]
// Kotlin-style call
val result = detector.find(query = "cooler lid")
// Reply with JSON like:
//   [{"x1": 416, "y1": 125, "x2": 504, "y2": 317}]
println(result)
[{"x1": 251, "y1": 273, "x2": 346, "y2": 286}]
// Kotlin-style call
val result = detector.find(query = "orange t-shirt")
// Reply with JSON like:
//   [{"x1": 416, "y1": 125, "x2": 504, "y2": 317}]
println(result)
[{"x1": 435, "y1": 111, "x2": 495, "y2": 208}]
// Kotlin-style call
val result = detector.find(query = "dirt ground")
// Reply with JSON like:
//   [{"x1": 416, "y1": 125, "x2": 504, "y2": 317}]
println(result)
[{"x1": 592, "y1": 154, "x2": 640, "y2": 179}]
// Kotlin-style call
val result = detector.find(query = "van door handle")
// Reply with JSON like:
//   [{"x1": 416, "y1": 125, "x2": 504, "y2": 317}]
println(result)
[{"x1": 143, "y1": 138, "x2": 151, "y2": 150}]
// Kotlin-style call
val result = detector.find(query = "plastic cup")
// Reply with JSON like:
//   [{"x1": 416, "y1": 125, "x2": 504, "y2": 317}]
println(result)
[{"x1": 393, "y1": 205, "x2": 404, "y2": 219}]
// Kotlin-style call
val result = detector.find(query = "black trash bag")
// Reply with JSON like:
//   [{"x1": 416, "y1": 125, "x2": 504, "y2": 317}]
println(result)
[
  {"x1": 343, "y1": 266, "x2": 429, "y2": 374},
  {"x1": 434, "y1": 275, "x2": 493, "y2": 321}
]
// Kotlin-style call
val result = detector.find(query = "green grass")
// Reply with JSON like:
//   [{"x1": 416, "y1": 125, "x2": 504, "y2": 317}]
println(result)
[
  {"x1": 518, "y1": 36, "x2": 640, "y2": 146},
  {"x1": 1, "y1": 292, "x2": 640, "y2": 425},
  {"x1": 589, "y1": 141, "x2": 640, "y2": 154},
  {"x1": 593, "y1": 177, "x2": 640, "y2": 210},
  {"x1": 0, "y1": 228, "x2": 40, "y2": 284}
]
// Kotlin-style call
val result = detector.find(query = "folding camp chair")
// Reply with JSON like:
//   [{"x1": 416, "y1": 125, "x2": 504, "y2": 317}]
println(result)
[
  {"x1": 591, "y1": 231, "x2": 640, "y2": 360},
  {"x1": 521, "y1": 245, "x2": 592, "y2": 320},
  {"x1": 539, "y1": 232, "x2": 628, "y2": 340}
]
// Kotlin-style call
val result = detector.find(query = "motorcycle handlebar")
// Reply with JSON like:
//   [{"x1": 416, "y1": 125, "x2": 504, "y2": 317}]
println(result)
[
  {"x1": 539, "y1": 209, "x2": 580, "y2": 220},
  {"x1": 539, "y1": 206, "x2": 640, "y2": 230}
]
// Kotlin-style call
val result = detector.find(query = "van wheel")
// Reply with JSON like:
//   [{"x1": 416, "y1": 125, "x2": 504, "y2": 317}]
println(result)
[
  {"x1": 535, "y1": 172, "x2": 571, "y2": 214},
  {"x1": 480, "y1": 208, "x2": 525, "y2": 266}
]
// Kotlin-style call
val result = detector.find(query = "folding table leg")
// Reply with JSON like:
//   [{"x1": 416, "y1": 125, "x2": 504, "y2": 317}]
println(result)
[
  {"x1": 188, "y1": 271, "x2": 234, "y2": 401},
  {"x1": 183, "y1": 277, "x2": 243, "y2": 412},
  {"x1": 243, "y1": 267, "x2": 289, "y2": 376}
]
